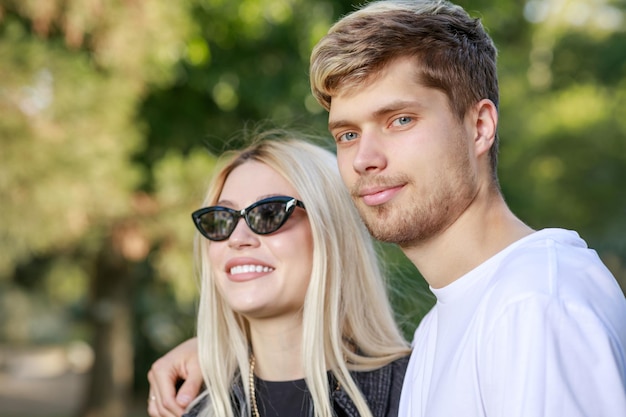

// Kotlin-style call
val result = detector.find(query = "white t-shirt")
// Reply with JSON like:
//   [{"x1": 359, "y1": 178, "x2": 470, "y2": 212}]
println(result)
[{"x1": 399, "y1": 228, "x2": 626, "y2": 417}]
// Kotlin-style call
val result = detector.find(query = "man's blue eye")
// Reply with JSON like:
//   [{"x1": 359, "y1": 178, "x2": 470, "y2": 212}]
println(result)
[
  {"x1": 338, "y1": 132, "x2": 358, "y2": 142},
  {"x1": 393, "y1": 116, "x2": 412, "y2": 126}
]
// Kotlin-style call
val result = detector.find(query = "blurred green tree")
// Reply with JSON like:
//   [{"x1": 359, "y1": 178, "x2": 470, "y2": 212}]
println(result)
[{"x1": 0, "y1": 0, "x2": 198, "y2": 415}]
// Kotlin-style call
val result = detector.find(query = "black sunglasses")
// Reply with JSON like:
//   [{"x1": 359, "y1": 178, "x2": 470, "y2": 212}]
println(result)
[{"x1": 192, "y1": 196, "x2": 306, "y2": 241}]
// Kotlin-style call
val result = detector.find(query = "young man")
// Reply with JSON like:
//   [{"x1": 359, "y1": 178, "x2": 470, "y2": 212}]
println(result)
[
  {"x1": 309, "y1": 1, "x2": 626, "y2": 416},
  {"x1": 148, "y1": 1, "x2": 626, "y2": 416}
]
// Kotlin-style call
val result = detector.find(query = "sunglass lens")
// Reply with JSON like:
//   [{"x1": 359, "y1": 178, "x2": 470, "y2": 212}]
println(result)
[
  {"x1": 248, "y1": 202, "x2": 289, "y2": 234},
  {"x1": 200, "y1": 210, "x2": 235, "y2": 240}
]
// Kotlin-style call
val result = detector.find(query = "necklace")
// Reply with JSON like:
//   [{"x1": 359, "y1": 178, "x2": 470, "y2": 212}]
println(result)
[
  {"x1": 249, "y1": 355, "x2": 260, "y2": 417},
  {"x1": 248, "y1": 355, "x2": 341, "y2": 417}
]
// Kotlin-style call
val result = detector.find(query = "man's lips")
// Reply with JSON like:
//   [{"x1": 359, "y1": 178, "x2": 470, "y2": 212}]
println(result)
[{"x1": 358, "y1": 184, "x2": 405, "y2": 206}]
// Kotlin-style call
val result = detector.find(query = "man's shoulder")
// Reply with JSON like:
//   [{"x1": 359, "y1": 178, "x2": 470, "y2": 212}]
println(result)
[
  {"x1": 488, "y1": 228, "x2": 615, "y2": 295},
  {"x1": 480, "y1": 228, "x2": 626, "y2": 335}
]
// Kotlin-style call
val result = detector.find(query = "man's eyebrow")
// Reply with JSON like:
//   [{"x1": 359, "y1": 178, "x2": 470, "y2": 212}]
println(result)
[
  {"x1": 328, "y1": 119, "x2": 352, "y2": 131},
  {"x1": 328, "y1": 100, "x2": 424, "y2": 131},
  {"x1": 372, "y1": 100, "x2": 424, "y2": 117}
]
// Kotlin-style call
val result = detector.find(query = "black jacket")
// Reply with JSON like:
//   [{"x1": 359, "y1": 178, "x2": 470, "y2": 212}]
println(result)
[{"x1": 184, "y1": 355, "x2": 409, "y2": 417}]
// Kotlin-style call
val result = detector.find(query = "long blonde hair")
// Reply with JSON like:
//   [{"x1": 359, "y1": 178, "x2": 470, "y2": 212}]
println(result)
[{"x1": 193, "y1": 130, "x2": 409, "y2": 417}]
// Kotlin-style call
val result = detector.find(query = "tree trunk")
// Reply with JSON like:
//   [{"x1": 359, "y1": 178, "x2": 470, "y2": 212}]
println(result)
[{"x1": 79, "y1": 222, "x2": 142, "y2": 417}]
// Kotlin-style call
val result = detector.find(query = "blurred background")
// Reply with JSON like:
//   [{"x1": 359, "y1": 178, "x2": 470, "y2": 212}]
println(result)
[{"x1": 0, "y1": 0, "x2": 624, "y2": 416}]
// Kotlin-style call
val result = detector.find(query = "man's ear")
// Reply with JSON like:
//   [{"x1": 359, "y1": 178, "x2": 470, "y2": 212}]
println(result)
[{"x1": 473, "y1": 99, "x2": 498, "y2": 157}]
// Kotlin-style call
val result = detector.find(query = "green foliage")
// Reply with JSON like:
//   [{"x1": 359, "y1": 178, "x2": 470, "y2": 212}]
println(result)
[
  {"x1": 137, "y1": 0, "x2": 338, "y2": 172},
  {"x1": 377, "y1": 242, "x2": 435, "y2": 340},
  {"x1": 150, "y1": 149, "x2": 218, "y2": 304},
  {"x1": 0, "y1": 22, "x2": 141, "y2": 277}
]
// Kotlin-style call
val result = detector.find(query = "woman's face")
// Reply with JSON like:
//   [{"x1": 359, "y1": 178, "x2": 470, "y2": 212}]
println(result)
[{"x1": 208, "y1": 161, "x2": 313, "y2": 320}]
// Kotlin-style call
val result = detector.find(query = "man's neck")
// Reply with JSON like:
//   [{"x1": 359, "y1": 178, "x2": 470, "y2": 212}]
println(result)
[{"x1": 402, "y1": 190, "x2": 533, "y2": 289}]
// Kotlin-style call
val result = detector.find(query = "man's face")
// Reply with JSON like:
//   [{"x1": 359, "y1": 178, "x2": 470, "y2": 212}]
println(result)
[{"x1": 327, "y1": 57, "x2": 480, "y2": 247}]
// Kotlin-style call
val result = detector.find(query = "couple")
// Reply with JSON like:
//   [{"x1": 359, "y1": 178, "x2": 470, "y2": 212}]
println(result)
[{"x1": 148, "y1": 1, "x2": 626, "y2": 416}]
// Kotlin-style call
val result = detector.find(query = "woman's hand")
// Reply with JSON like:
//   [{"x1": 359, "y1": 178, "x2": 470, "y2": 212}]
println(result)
[{"x1": 147, "y1": 338, "x2": 203, "y2": 417}]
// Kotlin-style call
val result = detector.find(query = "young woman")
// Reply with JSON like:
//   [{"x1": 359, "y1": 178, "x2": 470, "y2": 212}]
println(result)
[{"x1": 148, "y1": 131, "x2": 410, "y2": 417}]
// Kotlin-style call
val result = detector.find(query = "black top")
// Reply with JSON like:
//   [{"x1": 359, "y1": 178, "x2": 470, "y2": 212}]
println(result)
[
  {"x1": 183, "y1": 355, "x2": 409, "y2": 417},
  {"x1": 254, "y1": 376, "x2": 310, "y2": 416}
]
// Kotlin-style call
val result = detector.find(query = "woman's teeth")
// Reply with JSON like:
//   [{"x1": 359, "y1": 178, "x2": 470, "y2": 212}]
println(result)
[{"x1": 230, "y1": 265, "x2": 274, "y2": 275}]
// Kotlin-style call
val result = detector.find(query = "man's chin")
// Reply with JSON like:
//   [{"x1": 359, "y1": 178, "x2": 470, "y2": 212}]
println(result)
[
  {"x1": 360, "y1": 210, "x2": 424, "y2": 246},
  {"x1": 362, "y1": 215, "x2": 402, "y2": 243},
  {"x1": 369, "y1": 227, "x2": 414, "y2": 245},
  {"x1": 354, "y1": 201, "x2": 412, "y2": 242}
]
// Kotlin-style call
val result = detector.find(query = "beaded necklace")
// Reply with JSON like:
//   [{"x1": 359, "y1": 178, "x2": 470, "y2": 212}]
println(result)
[{"x1": 249, "y1": 355, "x2": 260, "y2": 417}]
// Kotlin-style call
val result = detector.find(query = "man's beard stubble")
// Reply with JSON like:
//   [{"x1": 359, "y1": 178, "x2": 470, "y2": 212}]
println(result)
[
  {"x1": 353, "y1": 188, "x2": 452, "y2": 246},
  {"x1": 350, "y1": 161, "x2": 477, "y2": 248}
]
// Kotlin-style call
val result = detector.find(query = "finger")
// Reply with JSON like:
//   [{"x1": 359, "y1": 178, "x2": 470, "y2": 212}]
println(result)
[
  {"x1": 147, "y1": 385, "x2": 169, "y2": 417},
  {"x1": 146, "y1": 387, "x2": 161, "y2": 417},
  {"x1": 147, "y1": 338, "x2": 200, "y2": 416},
  {"x1": 148, "y1": 367, "x2": 184, "y2": 417},
  {"x1": 175, "y1": 371, "x2": 204, "y2": 408}
]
